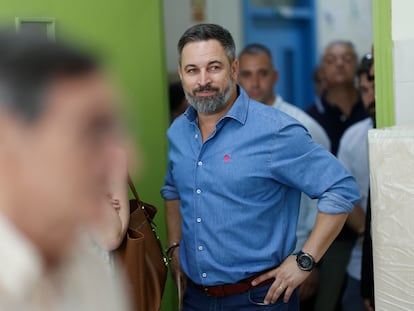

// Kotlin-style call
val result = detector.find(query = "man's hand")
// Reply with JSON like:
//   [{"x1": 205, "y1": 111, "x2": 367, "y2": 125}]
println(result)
[
  {"x1": 298, "y1": 268, "x2": 318, "y2": 301},
  {"x1": 251, "y1": 255, "x2": 310, "y2": 304},
  {"x1": 363, "y1": 298, "x2": 375, "y2": 311},
  {"x1": 170, "y1": 248, "x2": 187, "y2": 311}
]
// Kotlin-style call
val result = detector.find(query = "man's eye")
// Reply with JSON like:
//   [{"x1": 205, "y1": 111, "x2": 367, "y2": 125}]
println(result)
[
  {"x1": 239, "y1": 72, "x2": 250, "y2": 78},
  {"x1": 344, "y1": 55, "x2": 354, "y2": 63},
  {"x1": 258, "y1": 70, "x2": 269, "y2": 77},
  {"x1": 186, "y1": 68, "x2": 197, "y2": 74},
  {"x1": 209, "y1": 66, "x2": 220, "y2": 72}
]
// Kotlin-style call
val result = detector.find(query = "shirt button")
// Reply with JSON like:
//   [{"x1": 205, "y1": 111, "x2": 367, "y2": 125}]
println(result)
[
  {"x1": 196, "y1": 189, "x2": 201, "y2": 194},
  {"x1": 202, "y1": 273, "x2": 207, "y2": 278},
  {"x1": 198, "y1": 245, "x2": 203, "y2": 251},
  {"x1": 197, "y1": 161, "x2": 203, "y2": 166},
  {"x1": 195, "y1": 134, "x2": 198, "y2": 139},
  {"x1": 196, "y1": 217, "x2": 202, "y2": 223}
]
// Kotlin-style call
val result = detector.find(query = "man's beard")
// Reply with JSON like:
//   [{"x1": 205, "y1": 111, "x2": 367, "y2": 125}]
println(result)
[{"x1": 184, "y1": 79, "x2": 234, "y2": 115}]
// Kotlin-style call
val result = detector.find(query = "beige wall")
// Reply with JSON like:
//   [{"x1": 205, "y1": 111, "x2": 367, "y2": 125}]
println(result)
[
  {"x1": 163, "y1": 0, "x2": 242, "y2": 79},
  {"x1": 316, "y1": 0, "x2": 373, "y2": 59},
  {"x1": 391, "y1": 0, "x2": 414, "y2": 125},
  {"x1": 163, "y1": 1, "x2": 373, "y2": 77}
]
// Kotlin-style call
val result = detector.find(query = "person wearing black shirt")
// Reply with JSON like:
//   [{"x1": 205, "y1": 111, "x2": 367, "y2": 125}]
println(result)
[{"x1": 305, "y1": 41, "x2": 368, "y2": 311}]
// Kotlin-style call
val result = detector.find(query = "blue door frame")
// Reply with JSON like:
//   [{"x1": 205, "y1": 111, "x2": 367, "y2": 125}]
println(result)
[{"x1": 243, "y1": 0, "x2": 317, "y2": 109}]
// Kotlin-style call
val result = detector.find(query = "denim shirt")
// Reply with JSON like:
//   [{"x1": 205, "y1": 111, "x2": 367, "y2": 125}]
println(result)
[{"x1": 161, "y1": 87, "x2": 360, "y2": 286}]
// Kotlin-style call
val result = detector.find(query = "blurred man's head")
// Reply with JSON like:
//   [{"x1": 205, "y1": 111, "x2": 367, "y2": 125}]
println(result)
[
  {"x1": 0, "y1": 32, "x2": 120, "y2": 266},
  {"x1": 357, "y1": 53, "x2": 375, "y2": 118},
  {"x1": 238, "y1": 44, "x2": 278, "y2": 106},
  {"x1": 321, "y1": 41, "x2": 358, "y2": 88}
]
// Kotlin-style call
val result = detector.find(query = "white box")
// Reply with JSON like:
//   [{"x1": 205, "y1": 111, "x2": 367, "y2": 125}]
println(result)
[{"x1": 369, "y1": 126, "x2": 414, "y2": 310}]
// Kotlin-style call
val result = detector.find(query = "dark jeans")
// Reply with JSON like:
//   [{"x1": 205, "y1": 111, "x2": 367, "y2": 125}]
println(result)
[
  {"x1": 183, "y1": 281, "x2": 299, "y2": 311},
  {"x1": 313, "y1": 239, "x2": 355, "y2": 311},
  {"x1": 341, "y1": 275, "x2": 365, "y2": 311}
]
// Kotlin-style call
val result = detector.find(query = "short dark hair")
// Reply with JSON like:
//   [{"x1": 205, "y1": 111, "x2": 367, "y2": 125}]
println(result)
[
  {"x1": 238, "y1": 43, "x2": 272, "y2": 61},
  {"x1": 0, "y1": 31, "x2": 99, "y2": 123},
  {"x1": 357, "y1": 53, "x2": 373, "y2": 79},
  {"x1": 177, "y1": 23, "x2": 235, "y2": 65}
]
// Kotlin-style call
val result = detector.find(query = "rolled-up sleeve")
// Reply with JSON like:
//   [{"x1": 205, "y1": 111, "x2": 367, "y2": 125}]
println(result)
[
  {"x1": 270, "y1": 121, "x2": 361, "y2": 214},
  {"x1": 160, "y1": 159, "x2": 180, "y2": 201},
  {"x1": 317, "y1": 190, "x2": 358, "y2": 214}
]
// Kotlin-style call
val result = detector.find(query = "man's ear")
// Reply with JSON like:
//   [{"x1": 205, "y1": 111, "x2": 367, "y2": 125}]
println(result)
[{"x1": 231, "y1": 59, "x2": 239, "y2": 81}]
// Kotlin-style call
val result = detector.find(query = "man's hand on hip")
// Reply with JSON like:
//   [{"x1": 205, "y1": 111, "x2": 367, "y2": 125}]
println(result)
[{"x1": 251, "y1": 255, "x2": 310, "y2": 304}]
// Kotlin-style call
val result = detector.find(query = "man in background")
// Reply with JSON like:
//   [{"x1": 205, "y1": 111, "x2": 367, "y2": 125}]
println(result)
[
  {"x1": 238, "y1": 43, "x2": 330, "y2": 151},
  {"x1": 238, "y1": 43, "x2": 330, "y2": 308},
  {"x1": 338, "y1": 53, "x2": 374, "y2": 311},
  {"x1": 305, "y1": 40, "x2": 368, "y2": 311},
  {"x1": 306, "y1": 40, "x2": 367, "y2": 155},
  {"x1": 360, "y1": 48, "x2": 376, "y2": 311},
  {"x1": 0, "y1": 32, "x2": 129, "y2": 310}
]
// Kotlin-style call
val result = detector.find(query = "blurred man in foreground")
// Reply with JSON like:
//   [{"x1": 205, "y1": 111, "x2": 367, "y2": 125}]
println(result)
[{"x1": 0, "y1": 32, "x2": 129, "y2": 310}]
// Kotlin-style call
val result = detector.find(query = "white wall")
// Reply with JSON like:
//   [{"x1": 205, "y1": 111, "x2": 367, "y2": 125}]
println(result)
[
  {"x1": 391, "y1": 0, "x2": 414, "y2": 125},
  {"x1": 316, "y1": 0, "x2": 373, "y2": 59},
  {"x1": 163, "y1": 0, "x2": 242, "y2": 80},
  {"x1": 163, "y1": 0, "x2": 373, "y2": 78}
]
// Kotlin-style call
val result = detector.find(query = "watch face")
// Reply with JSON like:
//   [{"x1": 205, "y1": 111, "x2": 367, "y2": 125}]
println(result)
[{"x1": 297, "y1": 253, "x2": 314, "y2": 271}]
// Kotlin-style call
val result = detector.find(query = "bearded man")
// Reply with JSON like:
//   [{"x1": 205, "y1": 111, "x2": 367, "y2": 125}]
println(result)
[{"x1": 161, "y1": 23, "x2": 360, "y2": 311}]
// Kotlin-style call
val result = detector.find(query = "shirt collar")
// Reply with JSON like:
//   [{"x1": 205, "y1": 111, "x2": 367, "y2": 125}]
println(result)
[
  {"x1": 0, "y1": 213, "x2": 44, "y2": 301},
  {"x1": 271, "y1": 95, "x2": 284, "y2": 109},
  {"x1": 184, "y1": 85, "x2": 249, "y2": 125},
  {"x1": 184, "y1": 105, "x2": 197, "y2": 122}
]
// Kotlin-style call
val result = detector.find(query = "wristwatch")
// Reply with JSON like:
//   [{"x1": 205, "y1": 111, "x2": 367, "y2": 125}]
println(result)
[{"x1": 296, "y1": 251, "x2": 317, "y2": 272}]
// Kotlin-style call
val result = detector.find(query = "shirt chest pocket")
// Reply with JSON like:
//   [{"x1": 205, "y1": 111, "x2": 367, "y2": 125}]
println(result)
[{"x1": 198, "y1": 150, "x2": 274, "y2": 200}]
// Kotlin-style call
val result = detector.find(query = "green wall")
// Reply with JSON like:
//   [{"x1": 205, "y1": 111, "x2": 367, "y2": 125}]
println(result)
[
  {"x1": 373, "y1": 0, "x2": 395, "y2": 127},
  {"x1": 0, "y1": 1, "x2": 177, "y2": 310}
]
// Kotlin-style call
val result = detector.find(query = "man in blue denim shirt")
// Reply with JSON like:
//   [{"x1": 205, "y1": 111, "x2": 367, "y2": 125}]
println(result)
[{"x1": 161, "y1": 23, "x2": 360, "y2": 311}]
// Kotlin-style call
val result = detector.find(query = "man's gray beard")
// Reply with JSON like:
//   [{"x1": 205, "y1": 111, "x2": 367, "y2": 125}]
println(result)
[{"x1": 185, "y1": 82, "x2": 234, "y2": 115}]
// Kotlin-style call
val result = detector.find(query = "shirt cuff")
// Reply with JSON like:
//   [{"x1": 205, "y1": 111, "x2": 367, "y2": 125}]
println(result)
[
  {"x1": 160, "y1": 185, "x2": 180, "y2": 201},
  {"x1": 317, "y1": 192, "x2": 358, "y2": 214}
]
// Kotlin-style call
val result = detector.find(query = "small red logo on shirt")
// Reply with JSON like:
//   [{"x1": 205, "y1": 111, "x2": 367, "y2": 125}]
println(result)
[{"x1": 224, "y1": 154, "x2": 230, "y2": 162}]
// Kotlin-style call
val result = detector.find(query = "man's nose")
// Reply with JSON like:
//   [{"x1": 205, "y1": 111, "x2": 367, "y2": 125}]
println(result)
[
  {"x1": 251, "y1": 74, "x2": 260, "y2": 88},
  {"x1": 198, "y1": 69, "x2": 212, "y2": 86},
  {"x1": 336, "y1": 57, "x2": 344, "y2": 66}
]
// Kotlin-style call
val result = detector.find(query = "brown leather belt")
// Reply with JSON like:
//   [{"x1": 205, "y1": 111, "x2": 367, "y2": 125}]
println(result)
[{"x1": 192, "y1": 273, "x2": 275, "y2": 297}]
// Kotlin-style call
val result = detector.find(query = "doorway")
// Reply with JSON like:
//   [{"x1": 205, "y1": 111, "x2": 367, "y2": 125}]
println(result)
[{"x1": 243, "y1": 0, "x2": 316, "y2": 109}]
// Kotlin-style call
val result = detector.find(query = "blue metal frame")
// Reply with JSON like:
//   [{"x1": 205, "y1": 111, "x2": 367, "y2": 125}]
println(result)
[{"x1": 242, "y1": 0, "x2": 317, "y2": 109}]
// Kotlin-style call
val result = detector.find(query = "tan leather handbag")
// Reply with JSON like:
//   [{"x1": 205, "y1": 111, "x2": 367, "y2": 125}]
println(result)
[{"x1": 115, "y1": 176, "x2": 167, "y2": 311}]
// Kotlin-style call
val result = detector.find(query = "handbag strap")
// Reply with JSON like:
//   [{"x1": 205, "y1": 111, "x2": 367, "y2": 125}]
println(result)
[
  {"x1": 127, "y1": 174, "x2": 158, "y2": 221},
  {"x1": 128, "y1": 174, "x2": 142, "y2": 203}
]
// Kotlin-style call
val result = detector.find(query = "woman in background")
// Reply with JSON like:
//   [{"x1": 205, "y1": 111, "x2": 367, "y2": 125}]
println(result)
[{"x1": 90, "y1": 146, "x2": 130, "y2": 270}]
